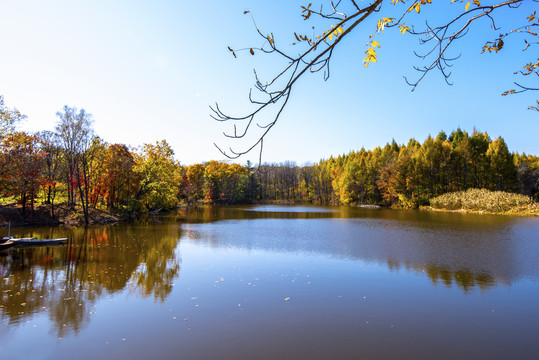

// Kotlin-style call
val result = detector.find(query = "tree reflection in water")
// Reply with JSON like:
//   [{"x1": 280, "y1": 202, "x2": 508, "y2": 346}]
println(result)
[
  {"x1": 424, "y1": 264, "x2": 496, "y2": 291},
  {"x1": 0, "y1": 223, "x2": 181, "y2": 336},
  {"x1": 385, "y1": 259, "x2": 496, "y2": 292}
]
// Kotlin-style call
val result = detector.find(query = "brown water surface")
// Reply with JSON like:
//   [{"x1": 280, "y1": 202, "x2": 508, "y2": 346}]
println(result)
[{"x1": 1, "y1": 205, "x2": 538, "y2": 359}]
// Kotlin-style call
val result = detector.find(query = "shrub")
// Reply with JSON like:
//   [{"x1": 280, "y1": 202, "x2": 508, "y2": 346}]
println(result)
[{"x1": 430, "y1": 188, "x2": 538, "y2": 214}]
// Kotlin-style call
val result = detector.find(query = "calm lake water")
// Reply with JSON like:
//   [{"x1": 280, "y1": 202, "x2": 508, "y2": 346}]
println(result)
[{"x1": 1, "y1": 205, "x2": 539, "y2": 359}]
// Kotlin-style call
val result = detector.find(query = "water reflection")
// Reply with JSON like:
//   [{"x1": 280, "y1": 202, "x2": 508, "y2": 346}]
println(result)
[
  {"x1": 0, "y1": 223, "x2": 181, "y2": 335},
  {"x1": 176, "y1": 203, "x2": 535, "y2": 227},
  {"x1": 175, "y1": 204, "x2": 340, "y2": 222},
  {"x1": 383, "y1": 260, "x2": 496, "y2": 291},
  {"x1": 1, "y1": 206, "x2": 538, "y2": 337},
  {"x1": 424, "y1": 264, "x2": 496, "y2": 291},
  {"x1": 178, "y1": 206, "x2": 539, "y2": 292}
]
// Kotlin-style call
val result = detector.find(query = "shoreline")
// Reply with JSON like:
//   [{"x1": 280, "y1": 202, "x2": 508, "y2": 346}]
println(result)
[
  {"x1": 419, "y1": 205, "x2": 539, "y2": 217},
  {"x1": 0, "y1": 203, "x2": 122, "y2": 228},
  {"x1": 2, "y1": 200, "x2": 537, "y2": 229}
]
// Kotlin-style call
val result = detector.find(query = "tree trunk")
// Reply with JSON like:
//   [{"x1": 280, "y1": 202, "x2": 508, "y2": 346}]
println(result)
[
  {"x1": 76, "y1": 157, "x2": 90, "y2": 225},
  {"x1": 21, "y1": 192, "x2": 26, "y2": 218}
]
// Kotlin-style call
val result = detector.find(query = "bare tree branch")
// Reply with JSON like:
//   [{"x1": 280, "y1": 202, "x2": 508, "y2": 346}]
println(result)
[
  {"x1": 213, "y1": 0, "x2": 536, "y2": 163},
  {"x1": 212, "y1": 0, "x2": 383, "y2": 163}
]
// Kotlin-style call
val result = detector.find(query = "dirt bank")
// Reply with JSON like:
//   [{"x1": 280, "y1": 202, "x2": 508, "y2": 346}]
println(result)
[{"x1": 0, "y1": 203, "x2": 122, "y2": 227}]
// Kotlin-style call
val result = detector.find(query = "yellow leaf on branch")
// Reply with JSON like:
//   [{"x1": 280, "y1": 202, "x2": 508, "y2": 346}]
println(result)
[
  {"x1": 377, "y1": 17, "x2": 394, "y2": 33},
  {"x1": 409, "y1": 3, "x2": 421, "y2": 13},
  {"x1": 399, "y1": 24, "x2": 410, "y2": 35}
]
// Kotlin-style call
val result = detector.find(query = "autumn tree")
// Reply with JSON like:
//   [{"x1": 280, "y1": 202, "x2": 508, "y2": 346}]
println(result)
[
  {"x1": 185, "y1": 163, "x2": 206, "y2": 203},
  {"x1": 376, "y1": 146, "x2": 401, "y2": 205},
  {"x1": 203, "y1": 161, "x2": 249, "y2": 204},
  {"x1": 86, "y1": 137, "x2": 108, "y2": 208},
  {"x1": 1, "y1": 132, "x2": 45, "y2": 217},
  {"x1": 101, "y1": 144, "x2": 136, "y2": 210},
  {"x1": 314, "y1": 157, "x2": 338, "y2": 205},
  {"x1": 133, "y1": 140, "x2": 181, "y2": 211},
  {"x1": 38, "y1": 130, "x2": 63, "y2": 218},
  {"x1": 339, "y1": 160, "x2": 365, "y2": 205},
  {"x1": 298, "y1": 165, "x2": 316, "y2": 202},
  {"x1": 0, "y1": 95, "x2": 26, "y2": 141},
  {"x1": 213, "y1": 0, "x2": 537, "y2": 160},
  {"x1": 486, "y1": 136, "x2": 517, "y2": 191},
  {"x1": 0, "y1": 96, "x2": 26, "y2": 191},
  {"x1": 469, "y1": 129, "x2": 491, "y2": 188}
]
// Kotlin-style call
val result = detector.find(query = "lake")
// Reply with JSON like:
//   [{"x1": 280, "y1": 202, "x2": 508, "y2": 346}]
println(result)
[{"x1": 1, "y1": 205, "x2": 539, "y2": 359}]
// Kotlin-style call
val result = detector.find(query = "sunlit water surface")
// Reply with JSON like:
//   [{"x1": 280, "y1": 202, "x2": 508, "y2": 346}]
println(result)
[{"x1": 1, "y1": 205, "x2": 539, "y2": 359}]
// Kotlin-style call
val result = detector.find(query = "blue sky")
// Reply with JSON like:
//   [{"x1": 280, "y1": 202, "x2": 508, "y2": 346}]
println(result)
[{"x1": 0, "y1": 0, "x2": 537, "y2": 165}]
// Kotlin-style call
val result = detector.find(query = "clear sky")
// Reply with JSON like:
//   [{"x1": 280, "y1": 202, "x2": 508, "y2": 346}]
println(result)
[{"x1": 1, "y1": 0, "x2": 537, "y2": 165}]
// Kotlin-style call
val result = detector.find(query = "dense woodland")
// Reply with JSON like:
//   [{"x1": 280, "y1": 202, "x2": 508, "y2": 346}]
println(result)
[
  {"x1": 252, "y1": 129, "x2": 539, "y2": 208},
  {"x1": 1, "y1": 97, "x2": 538, "y2": 223}
]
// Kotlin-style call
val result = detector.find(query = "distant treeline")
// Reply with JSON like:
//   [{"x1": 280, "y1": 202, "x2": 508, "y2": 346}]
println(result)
[
  {"x1": 244, "y1": 129, "x2": 539, "y2": 208},
  {"x1": 1, "y1": 98, "x2": 538, "y2": 221},
  {"x1": 312, "y1": 129, "x2": 539, "y2": 207}
]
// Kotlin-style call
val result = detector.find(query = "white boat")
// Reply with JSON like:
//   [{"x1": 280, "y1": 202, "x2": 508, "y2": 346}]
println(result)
[{"x1": 1, "y1": 223, "x2": 68, "y2": 248}]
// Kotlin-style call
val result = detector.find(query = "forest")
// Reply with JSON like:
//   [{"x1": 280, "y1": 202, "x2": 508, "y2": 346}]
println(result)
[{"x1": 1, "y1": 97, "x2": 538, "y2": 224}]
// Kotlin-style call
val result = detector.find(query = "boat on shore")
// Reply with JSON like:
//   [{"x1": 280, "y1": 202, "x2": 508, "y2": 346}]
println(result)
[
  {"x1": 0, "y1": 237, "x2": 68, "y2": 249},
  {"x1": 11, "y1": 237, "x2": 68, "y2": 245},
  {"x1": 1, "y1": 222, "x2": 69, "y2": 249}
]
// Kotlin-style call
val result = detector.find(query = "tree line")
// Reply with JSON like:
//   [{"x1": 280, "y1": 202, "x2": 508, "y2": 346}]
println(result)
[
  {"x1": 1, "y1": 97, "x2": 538, "y2": 224},
  {"x1": 199, "y1": 128, "x2": 538, "y2": 208},
  {"x1": 241, "y1": 129, "x2": 539, "y2": 208},
  {"x1": 313, "y1": 129, "x2": 539, "y2": 207}
]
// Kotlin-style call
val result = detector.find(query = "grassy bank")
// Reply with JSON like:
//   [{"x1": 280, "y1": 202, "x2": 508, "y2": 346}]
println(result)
[{"x1": 428, "y1": 188, "x2": 539, "y2": 216}]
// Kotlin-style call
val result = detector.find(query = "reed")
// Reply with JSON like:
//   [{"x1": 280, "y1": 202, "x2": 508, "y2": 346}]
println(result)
[{"x1": 429, "y1": 188, "x2": 539, "y2": 215}]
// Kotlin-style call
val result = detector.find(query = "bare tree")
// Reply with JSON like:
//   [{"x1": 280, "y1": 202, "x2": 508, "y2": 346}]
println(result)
[{"x1": 55, "y1": 106, "x2": 94, "y2": 224}]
